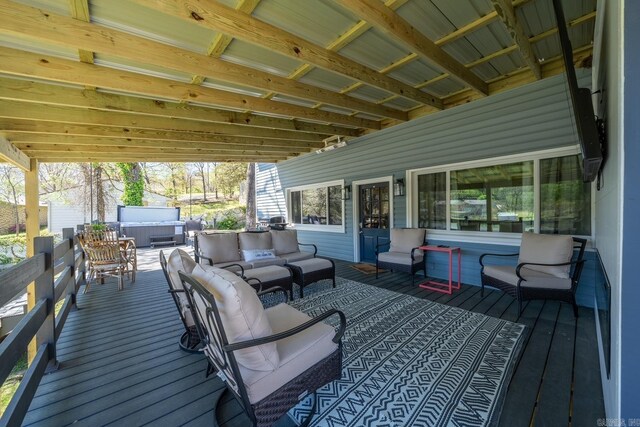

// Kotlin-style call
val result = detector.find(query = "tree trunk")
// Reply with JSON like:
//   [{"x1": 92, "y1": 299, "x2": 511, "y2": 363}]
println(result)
[
  {"x1": 95, "y1": 164, "x2": 106, "y2": 222},
  {"x1": 214, "y1": 163, "x2": 218, "y2": 199},
  {"x1": 201, "y1": 171, "x2": 207, "y2": 202},
  {"x1": 246, "y1": 163, "x2": 256, "y2": 229}
]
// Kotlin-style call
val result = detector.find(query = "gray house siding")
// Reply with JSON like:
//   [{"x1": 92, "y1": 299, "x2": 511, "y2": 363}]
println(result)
[{"x1": 256, "y1": 71, "x2": 595, "y2": 306}]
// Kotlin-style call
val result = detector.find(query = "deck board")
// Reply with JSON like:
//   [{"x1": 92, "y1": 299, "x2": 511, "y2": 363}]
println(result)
[{"x1": 23, "y1": 248, "x2": 605, "y2": 426}]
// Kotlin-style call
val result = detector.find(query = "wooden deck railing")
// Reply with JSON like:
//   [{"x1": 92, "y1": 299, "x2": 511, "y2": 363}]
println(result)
[{"x1": 0, "y1": 228, "x2": 86, "y2": 427}]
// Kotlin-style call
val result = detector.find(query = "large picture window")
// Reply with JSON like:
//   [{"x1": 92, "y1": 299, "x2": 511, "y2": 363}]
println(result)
[
  {"x1": 411, "y1": 149, "x2": 592, "y2": 238},
  {"x1": 288, "y1": 180, "x2": 344, "y2": 232}
]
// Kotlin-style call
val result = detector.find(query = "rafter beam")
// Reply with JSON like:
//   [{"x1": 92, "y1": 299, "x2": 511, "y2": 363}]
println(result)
[
  {"x1": 0, "y1": 77, "x2": 360, "y2": 137},
  {"x1": 0, "y1": 1, "x2": 405, "y2": 121},
  {"x1": 408, "y1": 44, "x2": 593, "y2": 120},
  {"x1": 336, "y1": 0, "x2": 488, "y2": 95},
  {"x1": 68, "y1": 0, "x2": 93, "y2": 64},
  {"x1": 9, "y1": 134, "x2": 312, "y2": 153},
  {"x1": 0, "y1": 47, "x2": 379, "y2": 129},
  {"x1": 0, "y1": 121, "x2": 324, "y2": 149},
  {"x1": 130, "y1": 0, "x2": 442, "y2": 109},
  {"x1": 190, "y1": 0, "x2": 261, "y2": 85},
  {"x1": 0, "y1": 135, "x2": 30, "y2": 171},
  {"x1": 30, "y1": 153, "x2": 287, "y2": 163},
  {"x1": 0, "y1": 100, "x2": 329, "y2": 142},
  {"x1": 490, "y1": 0, "x2": 541, "y2": 79}
]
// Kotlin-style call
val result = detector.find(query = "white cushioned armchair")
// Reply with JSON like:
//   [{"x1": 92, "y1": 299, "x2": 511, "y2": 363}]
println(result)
[
  {"x1": 376, "y1": 228, "x2": 427, "y2": 284},
  {"x1": 180, "y1": 265, "x2": 345, "y2": 427},
  {"x1": 479, "y1": 232, "x2": 587, "y2": 316}
]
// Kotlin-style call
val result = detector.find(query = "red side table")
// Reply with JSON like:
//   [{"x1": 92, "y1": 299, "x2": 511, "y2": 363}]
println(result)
[{"x1": 418, "y1": 245, "x2": 462, "y2": 295}]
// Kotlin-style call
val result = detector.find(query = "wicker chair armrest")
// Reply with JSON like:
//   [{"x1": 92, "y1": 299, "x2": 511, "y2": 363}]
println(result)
[
  {"x1": 479, "y1": 252, "x2": 519, "y2": 267},
  {"x1": 516, "y1": 259, "x2": 585, "y2": 281},
  {"x1": 225, "y1": 309, "x2": 347, "y2": 352},
  {"x1": 410, "y1": 247, "x2": 422, "y2": 261},
  {"x1": 256, "y1": 285, "x2": 289, "y2": 303},
  {"x1": 298, "y1": 242, "x2": 318, "y2": 257}
]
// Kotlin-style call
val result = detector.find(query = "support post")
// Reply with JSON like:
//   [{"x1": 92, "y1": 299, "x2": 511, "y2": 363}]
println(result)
[
  {"x1": 25, "y1": 158, "x2": 40, "y2": 363},
  {"x1": 33, "y1": 236, "x2": 56, "y2": 369},
  {"x1": 62, "y1": 228, "x2": 76, "y2": 305}
]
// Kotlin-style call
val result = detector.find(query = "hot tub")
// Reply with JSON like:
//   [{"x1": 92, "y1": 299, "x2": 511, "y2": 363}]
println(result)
[{"x1": 117, "y1": 206, "x2": 185, "y2": 247}]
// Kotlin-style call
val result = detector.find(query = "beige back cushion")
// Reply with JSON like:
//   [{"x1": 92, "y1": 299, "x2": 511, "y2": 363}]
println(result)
[
  {"x1": 389, "y1": 229, "x2": 426, "y2": 253},
  {"x1": 238, "y1": 232, "x2": 273, "y2": 259},
  {"x1": 270, "y1": 230, "x2": 299, "y2": 255},
  {"x1": 191, "y1": 265, "x2": 279, "y2": 372},
  {"x1": 166, "y1": 249, "x2": 196, "y2": 292},
  {"x1": 518, "y1": 232, "x2": 574, "y2": 278},
  {"x1": 197, "y1": 233, "x2": 240, "y2": 264}
]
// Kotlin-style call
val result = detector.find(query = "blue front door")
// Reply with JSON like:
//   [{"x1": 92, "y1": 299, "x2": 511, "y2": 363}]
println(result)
[{"x1": 359, "y1": 182, "x2": 390, "y2": 263}]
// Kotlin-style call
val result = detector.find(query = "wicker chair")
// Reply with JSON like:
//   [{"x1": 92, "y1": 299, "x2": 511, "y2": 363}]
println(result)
[
  {"x1": 159, "y1": 249, "x2": 202, "y2": 353},
  {"x1": 479, "y1": 233, "x2": 587, "y2": 316},
  {"x1": 376, "y1": 228, "x2": 427, "y2": 284},
  {"x1": 180, "y1": 266, "x2": 345, "y2": 427},
  {"x1": 77, "y1": 228, "x2": 127, "y2": 292}
]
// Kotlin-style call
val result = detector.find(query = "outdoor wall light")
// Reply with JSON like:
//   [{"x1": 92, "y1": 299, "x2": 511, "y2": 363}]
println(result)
[
  {"x1": 343, "y1": 184, "x2": 351, "y2": 201},
  {"x1": 393, "y1": 178, "x2": 405, "y2": 197}
]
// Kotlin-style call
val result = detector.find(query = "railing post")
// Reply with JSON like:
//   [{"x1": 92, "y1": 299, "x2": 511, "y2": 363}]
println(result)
[
  {"x1": 32, "y1": 236, "x2": 56, "y2": 369},
  {"x1": 74, "y1": 229, "x2": 87, "y2": 294},
  {"x1": 62, "y1": 228, "x2": 76, "y2": 306}
]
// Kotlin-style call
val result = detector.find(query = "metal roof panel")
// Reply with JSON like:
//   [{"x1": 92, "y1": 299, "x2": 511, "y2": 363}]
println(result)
[
  {"x1": 221, "y1": 39, "x2": 303, "y2": 77},
  {"x1": 338, "y1": 28, "x2": 411, "y2": 71},
  {"x1": 298, "y1": 68, "x2": 358, "y2": 92}
]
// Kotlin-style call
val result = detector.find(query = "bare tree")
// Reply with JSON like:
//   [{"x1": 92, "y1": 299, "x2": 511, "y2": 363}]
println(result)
[
  {"x1": 246, "y1": 163, "x2": 256, "y2": 229},
  {"x1": 0, "y1": 165, "x2": 25, "y2": 235},
  {"x1": 193, "y1": 162, "x2": 208, "y2": 201}
]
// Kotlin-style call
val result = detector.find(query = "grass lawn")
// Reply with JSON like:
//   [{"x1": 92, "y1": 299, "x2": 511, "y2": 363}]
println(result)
[{"x1": 0, "y1": 354, "x2": 27, "y2": 417}]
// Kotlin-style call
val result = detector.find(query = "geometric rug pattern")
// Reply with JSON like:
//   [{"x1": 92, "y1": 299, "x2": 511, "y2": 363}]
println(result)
[{"x1": 286, "y1": 278, "x2": 526, "y2": 427}]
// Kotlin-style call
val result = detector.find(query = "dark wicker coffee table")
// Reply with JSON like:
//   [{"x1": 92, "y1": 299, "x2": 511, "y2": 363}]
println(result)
[{"x1": 286, "y1": 258, "x2": 335, "y2": 298}]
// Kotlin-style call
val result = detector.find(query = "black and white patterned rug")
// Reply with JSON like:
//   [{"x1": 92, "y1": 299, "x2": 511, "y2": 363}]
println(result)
[{"x1": 284, "y1": 278, "x2": 526, "y2": 427}]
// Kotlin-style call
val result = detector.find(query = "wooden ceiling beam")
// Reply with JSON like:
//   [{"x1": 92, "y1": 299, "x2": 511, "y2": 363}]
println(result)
[
  {"x1": 30, "y1": 153, "x2": 287, "y2": 163},
  {"x1": 0, "y1": 121, "x2": 323, "y2": 149},
  {"x1": 336, "y1": 0, "x2": 488, "y2": 95},
  {"x1": 8, "y1": 134, "x2": 311, "y2": 153},
  {"x1": 0, "y1": 47, "x2": 379, "y2": 130},
  {"x1": 0, "y1": 1, "x2": 403, "y2": 121},
  {"x1": 0, "y1": 100, "x2": 328, "y2": 142},
  {"x1": 16, "y1": 144, "x2": 300, "y2": 158},
  {"x1": 190, "y1": 0, "x2": 261, "y2": 85},
  {"x1": 408, "y1": 44, "x2": 593, "y2": 120},
  {"x1": 0, "y1": 78, "x2": 360, "y2": 137},
  {"x1": 68, "y1": 0, "x2": 94, "y2": 65},
  {"x1": 130, "y1": 0, "x2": 442, "y2": 109},
  {"x1": 490, "y1": 0, "x2": 541, "y2": 80},
  {"x1": 0, "y1": 135, "x2": 31, "y2": 171}
]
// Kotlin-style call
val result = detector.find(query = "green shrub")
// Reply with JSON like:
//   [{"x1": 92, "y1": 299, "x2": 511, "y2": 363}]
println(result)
[{"x1": 216, "y1": 216, "x2": 239, "y2": 230}]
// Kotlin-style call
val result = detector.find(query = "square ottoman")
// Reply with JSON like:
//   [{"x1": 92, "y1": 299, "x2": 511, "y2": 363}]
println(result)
[
  {"x1": 242, "y1": 265, "x2": 294, "y2": 300},
  {"x1": 286, "y1": 258, "x2": 335, "y2": 298}
]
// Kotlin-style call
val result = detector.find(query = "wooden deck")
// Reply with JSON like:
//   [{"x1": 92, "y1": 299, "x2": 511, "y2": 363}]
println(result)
[{"x1": 23, "y1": 247, "x2": 605, "y2": 427}]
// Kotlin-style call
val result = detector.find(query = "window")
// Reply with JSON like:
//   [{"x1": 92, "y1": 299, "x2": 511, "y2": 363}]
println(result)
[
  {"x1": 410, "y1": 149, "x2": 592, "y2": 237},
  {"x1": 417, "y1": 172, "x2": 446, "y2": 229},
  {"x1": 540, "y1": 155, "x2": 591, "y2": 235},
  {"x1": 288, "y1": 181, "x2": 344, "y2": 231},
  {"x1": 450, "y1": 161, "x2": 534, "y2": 233}
]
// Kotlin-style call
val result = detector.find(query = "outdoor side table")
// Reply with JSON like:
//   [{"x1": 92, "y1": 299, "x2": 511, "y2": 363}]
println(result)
[{"x1": 418, "y1": 245, "x2": 461, "y2": 295}]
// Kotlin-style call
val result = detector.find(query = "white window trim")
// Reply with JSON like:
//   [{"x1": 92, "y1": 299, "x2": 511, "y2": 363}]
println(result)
[
  {"x1": 351, "y1": 176, "x2": 394, "y2": 262},
  {"x1": 406, "y1": 146, "x2": 594, "y2": 247},
  {"x1": 286, "y1": 179, "x2": 345, "y2": 233}
]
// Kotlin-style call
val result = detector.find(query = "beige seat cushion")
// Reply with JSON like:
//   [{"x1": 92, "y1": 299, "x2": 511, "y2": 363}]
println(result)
[
  {"x1": 197, "y1": 233, "x2": 241, "y2": 264},
  {"x1": 389, "y1": 229, "x2": 426, "y2": 254},
  {"x1": 279, "y1": 251, "x2": 314, "y2": 263},
  {"x1": 249, "y1": 257, "x2": 287, "y2": 269},
  {"x1": 166, "y1": 249, "x2": 197, "y2": 326},
  {"x1": 239, "y1": 232, "x2": 273, "y2": 254},
  {"x1": 191, "y1": 265, "x2": 279, "y2": 372},
  {"x1": 287, "y1": 258, "x2": 333, "y2": 273},
  {"x1": 239, "y1": 303, "x2": 338, "y2": 403},
  {"x1": 378, "y1": 251, "x2": 424, "y2": 266},
  {"x1": 519, "y1": 233, "x2": 573, "y2": 278},
  {"x1": 210, "y1": 260, "x2": 253, "y2": 272},
  {"x1": 483, "y1": 265, "x2": 572, "y2": 290},
  {"x1": 243, "y1": 265, "x2": 291, "y2": 283},
  {"x1": 270, "y1": 230, "x2": 300, "y2": 255}
]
